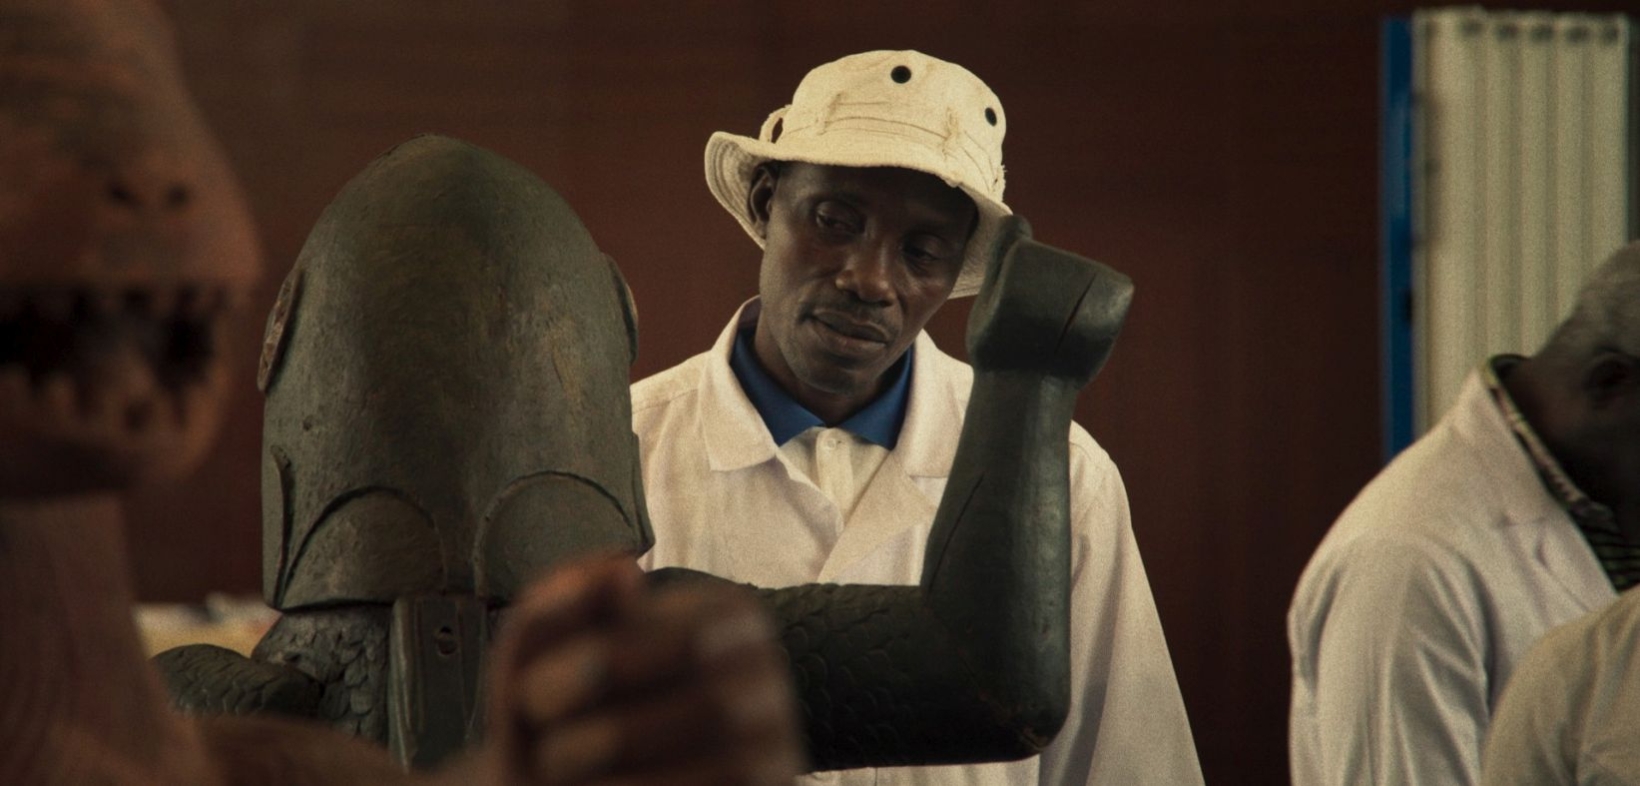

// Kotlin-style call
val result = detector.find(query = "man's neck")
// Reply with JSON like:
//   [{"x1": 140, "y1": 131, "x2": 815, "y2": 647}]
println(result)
[
  {"x1": 1582, "y1": 450, "x2": 1640, "y2": 543},
  {"x1": 1614, "y1": 482, "x2": 1640, "y2": 543},
  {"x1": 1505, "y1": 358, "x2": 1640, "y2": 541},
  {"x1": 0, "y1": 494, "x2": 211, "y2": 785},
  {"x1": 750, "y1": 323, "x2": 888, "y2": 426}
]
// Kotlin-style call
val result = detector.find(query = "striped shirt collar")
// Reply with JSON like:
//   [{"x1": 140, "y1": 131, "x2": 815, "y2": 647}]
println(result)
[{"x1": 1484, "y1": 355, "x2": 1635, "y2": 590}]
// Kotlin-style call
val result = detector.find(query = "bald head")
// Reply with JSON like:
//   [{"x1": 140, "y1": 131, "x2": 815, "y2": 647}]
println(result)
[{"x1": 1540, "y1": 241, "x2": 1640, "y2": 364}]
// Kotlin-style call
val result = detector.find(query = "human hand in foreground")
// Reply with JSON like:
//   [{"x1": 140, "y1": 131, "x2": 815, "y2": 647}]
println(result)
[{"x1": 474, "y1": 555, "x2": 803, "y2": 786}]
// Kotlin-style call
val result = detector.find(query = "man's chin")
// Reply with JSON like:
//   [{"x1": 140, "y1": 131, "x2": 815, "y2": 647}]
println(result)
[{"x1": 788, "y1": 356, "x2": 887, "y2": 401}]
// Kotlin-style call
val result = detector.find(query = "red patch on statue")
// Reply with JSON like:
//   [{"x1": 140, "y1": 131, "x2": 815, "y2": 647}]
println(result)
[{"x1": 258, "y1": 265, "x2": 302, "y2": 392}]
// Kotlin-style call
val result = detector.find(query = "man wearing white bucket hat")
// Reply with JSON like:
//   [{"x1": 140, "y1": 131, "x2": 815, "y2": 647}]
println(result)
[{"x1": 633, "y1": 50, "x2": 1203, "y2": 785}]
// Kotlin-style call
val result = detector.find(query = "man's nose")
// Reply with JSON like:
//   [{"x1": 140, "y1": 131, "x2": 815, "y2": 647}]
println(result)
[{"x1": 833, "y1": 245, "x2": 894, "y2": 304}]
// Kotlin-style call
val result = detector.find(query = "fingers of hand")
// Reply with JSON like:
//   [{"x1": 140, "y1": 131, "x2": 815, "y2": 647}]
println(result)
[
  {"x1": 488, "y1": 553, "x2": 645, "y2": 771},
  {"x1": 494, "y1": 554, "x2": 645, "y2": 690},
  {"x1": 531, "y1": 638, "x2": 792, "y2": 777},
  {"x1": 559, "y1": 748, "x2": 806, "y2": 786},
  {"x1": 517, "y1": 635, "x2": 610, "y2": 725},
  {"x1": 521, "y1": 586, "x2": 800, "y2": 785},
  {"x1": 517, "y1": 584, "x2": 770, "y2": 725}
]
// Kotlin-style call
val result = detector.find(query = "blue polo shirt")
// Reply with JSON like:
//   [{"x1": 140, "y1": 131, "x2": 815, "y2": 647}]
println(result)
[{"x1": 729, "y1": 326, "x2": 912, "y2": 450}]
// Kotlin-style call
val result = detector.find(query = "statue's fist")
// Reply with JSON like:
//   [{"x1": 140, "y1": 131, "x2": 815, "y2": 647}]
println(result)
[{"x1": 966, "y1": 217, "x2": 1133, "y2": 387}]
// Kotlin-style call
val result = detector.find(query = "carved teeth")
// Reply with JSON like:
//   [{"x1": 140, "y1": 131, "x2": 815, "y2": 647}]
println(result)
[
  {"x1": 176, "y1": 285, "x2": 203, "y2": 319},
  {"x1": 148, "y1": 288, "x2": 179, "y2": 320},
  {"x1": 0, "y1": 284, "x2": 245, "y2": 324},
  {"x1": 122, "y1": 289, "x2": 153, "y2": 317},
  {"x1": 0, "y1": 285, "x2": 232, "y2": 429},
  {"x1": 39, "y1": 373, "x2": 77, "y2": 429},
  {"x1": 71, "y1": 290, "x2": 95, "y2": 321},
  {"x1": 105, "y1": 344, "x2": 161, "y2": 429},
  {"x1": 34, "y1": 291, "x2": 73, "y2": 321},
  {"x1": 0, "y1": 367, "x2": 27, "y2": 405},
  {"x1": 123, "y1": 398, "x2": 157, "y2": 433},
  {"x1": 89, "y1": 289, "x2": 123, "y2": 320},
  {"x1": 0, "y1": 367, "x2": 26, "y2": 434}
]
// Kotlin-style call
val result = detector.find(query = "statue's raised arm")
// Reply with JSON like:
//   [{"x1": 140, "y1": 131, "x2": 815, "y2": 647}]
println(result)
[{"x1": 656, "y1": 216, "x2": 1131, "y2": 769}]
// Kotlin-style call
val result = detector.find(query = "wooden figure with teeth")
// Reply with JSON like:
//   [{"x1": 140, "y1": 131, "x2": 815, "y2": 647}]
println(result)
[
  {"x1": 0, "y1": 2, "x2": 804, "y2": 785},
  {"x1": 0, "y1": 2, "x2": 257, "y2": 497}
]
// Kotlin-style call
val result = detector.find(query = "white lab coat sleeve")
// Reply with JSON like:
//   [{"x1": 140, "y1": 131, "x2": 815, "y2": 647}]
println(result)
[
  {"x1": 1040, "y1": 437, "x2": 1204, "y2": 786},
  {"x1": 1304, "y1": 534, "x2": 1491, "y2": 786},
  {"x1": 1480, "y1": 617, "x2": 1582, "y2": 786}
]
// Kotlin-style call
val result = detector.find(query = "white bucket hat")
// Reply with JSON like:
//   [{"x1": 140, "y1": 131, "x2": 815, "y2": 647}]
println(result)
[{"x1": 704, "y1": 49, "x2": 1010, "y2": 298}]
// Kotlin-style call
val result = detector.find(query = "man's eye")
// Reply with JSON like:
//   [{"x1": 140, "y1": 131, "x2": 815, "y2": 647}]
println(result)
[
  {"x1": 905, "y1": 242, "x2": 947, "y2": 268},
  {"x1": 813, "y1": 203, "x2": 860, "y2": 233}
]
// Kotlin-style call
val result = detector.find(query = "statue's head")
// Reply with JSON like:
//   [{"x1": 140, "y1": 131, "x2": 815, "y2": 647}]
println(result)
[
  {"x1": 0, "y1": 0, "x2": 261, "y2": 500},
  {"x1": 259, "y1": 135, "x2": 652, "y2": 610}
]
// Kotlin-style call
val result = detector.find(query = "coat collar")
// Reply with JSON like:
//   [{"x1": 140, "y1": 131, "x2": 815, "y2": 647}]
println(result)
[
  {"x1": 700, "y1": 301, "x2": 780, "y2": 472},
  {"x1": 1448, "y1": 369, "x2": 1616, "y2": 609},
  {"x1": 895, "y1": 330, "x2": 969, "y2": 478},
  {"x1": 1448, "y1": 369, "x2": 1567, "y2": 530}
]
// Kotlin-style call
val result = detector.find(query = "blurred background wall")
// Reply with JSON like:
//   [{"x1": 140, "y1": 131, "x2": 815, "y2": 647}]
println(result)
[{"x1": 125, "y1": 1, "x2": 1633, "y2": 783}]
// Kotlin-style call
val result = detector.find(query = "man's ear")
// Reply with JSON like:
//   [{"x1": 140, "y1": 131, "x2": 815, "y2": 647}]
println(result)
[
  {"x1": 1583, "y1": 351, "x2": 1640, "y2": 410},
  {"x1": 746, "y1": 163, "x2": 780, "y2": 240}
]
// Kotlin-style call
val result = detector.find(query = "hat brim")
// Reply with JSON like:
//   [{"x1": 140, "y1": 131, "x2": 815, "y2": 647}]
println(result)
[{"x1": 705, "y1": 131, "x2": 1010, "y2": 299}]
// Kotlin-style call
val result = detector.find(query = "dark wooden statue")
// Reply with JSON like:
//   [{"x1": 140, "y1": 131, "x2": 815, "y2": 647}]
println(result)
[
  {"x1": 162, "y1": 133, "x2": 656, "y2": 768},
  {"x1": 156, "y1": 134, "x2": 1135, "y2": 772}
]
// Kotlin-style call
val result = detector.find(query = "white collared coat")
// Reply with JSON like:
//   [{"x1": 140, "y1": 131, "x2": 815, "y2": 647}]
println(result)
[
  {"x1": 632, "y1": 305, "x2": 1203, "y2": 786},
  {"x1": 1288, "y1": 371, "x2": 1617, "y2": 786}
]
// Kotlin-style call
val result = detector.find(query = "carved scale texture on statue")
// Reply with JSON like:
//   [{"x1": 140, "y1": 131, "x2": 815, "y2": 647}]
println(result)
[
  {"x1": 158, "y1": 608, "x2": 390, "y2": 738},
  {"x1": 156, "y1": 135, "x2": 1133, "y2": 772}
]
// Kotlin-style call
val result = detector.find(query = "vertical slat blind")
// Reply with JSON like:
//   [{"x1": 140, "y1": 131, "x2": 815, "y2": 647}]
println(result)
[{"x1": 1411, "y1": 8, "x2": 1632, "y2": 433}]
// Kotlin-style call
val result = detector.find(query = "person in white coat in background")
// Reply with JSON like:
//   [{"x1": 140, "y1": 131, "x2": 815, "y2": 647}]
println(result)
[
  {"x1": 1476, "y1": 242, "x2": 1640, "y2": 786},
  {"x1": 1482, "y1": 579, "x2": 1640, "y2": 786},
  {"x1": 631, "y1": 50, "x2": 1203, "y2": 786},
  {"x1": 1288, "y1": 240, "x2": 1640, "y2": 786}
]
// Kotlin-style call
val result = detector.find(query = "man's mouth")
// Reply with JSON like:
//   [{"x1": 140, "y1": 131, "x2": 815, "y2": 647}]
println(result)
[
  {"x1": 805, "y1": 312, "x2": 892, "y2": 362},
  {"x1": 0, "y1": 284, "x2": 235, "y2": 433},
  {"x1": 810, "y1": 311, "x2": 890, "y2": 344}
]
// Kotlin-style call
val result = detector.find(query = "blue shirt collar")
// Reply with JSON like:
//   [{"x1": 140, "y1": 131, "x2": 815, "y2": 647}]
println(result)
[{"x1": 729, "y1": 324, "x2": 912, "y2": 449}]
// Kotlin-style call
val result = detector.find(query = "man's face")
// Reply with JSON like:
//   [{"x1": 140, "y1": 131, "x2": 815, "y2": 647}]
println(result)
[{"x1": 748, "y1": 162, "x2": 976, "y2": 420}]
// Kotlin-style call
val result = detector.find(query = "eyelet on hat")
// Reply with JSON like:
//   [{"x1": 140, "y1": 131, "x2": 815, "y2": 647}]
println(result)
[
  {"x1": 891, "y1": 65, "x2": 912, "y2": 83},
  {"x1": 757, "y1": 106, "x2": 789, "y2": 144}
]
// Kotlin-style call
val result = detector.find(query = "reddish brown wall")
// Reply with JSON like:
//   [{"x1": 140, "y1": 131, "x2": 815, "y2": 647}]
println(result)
[{"x1": 124, "y1": 2, "x2": 1635, "y2": 783}]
